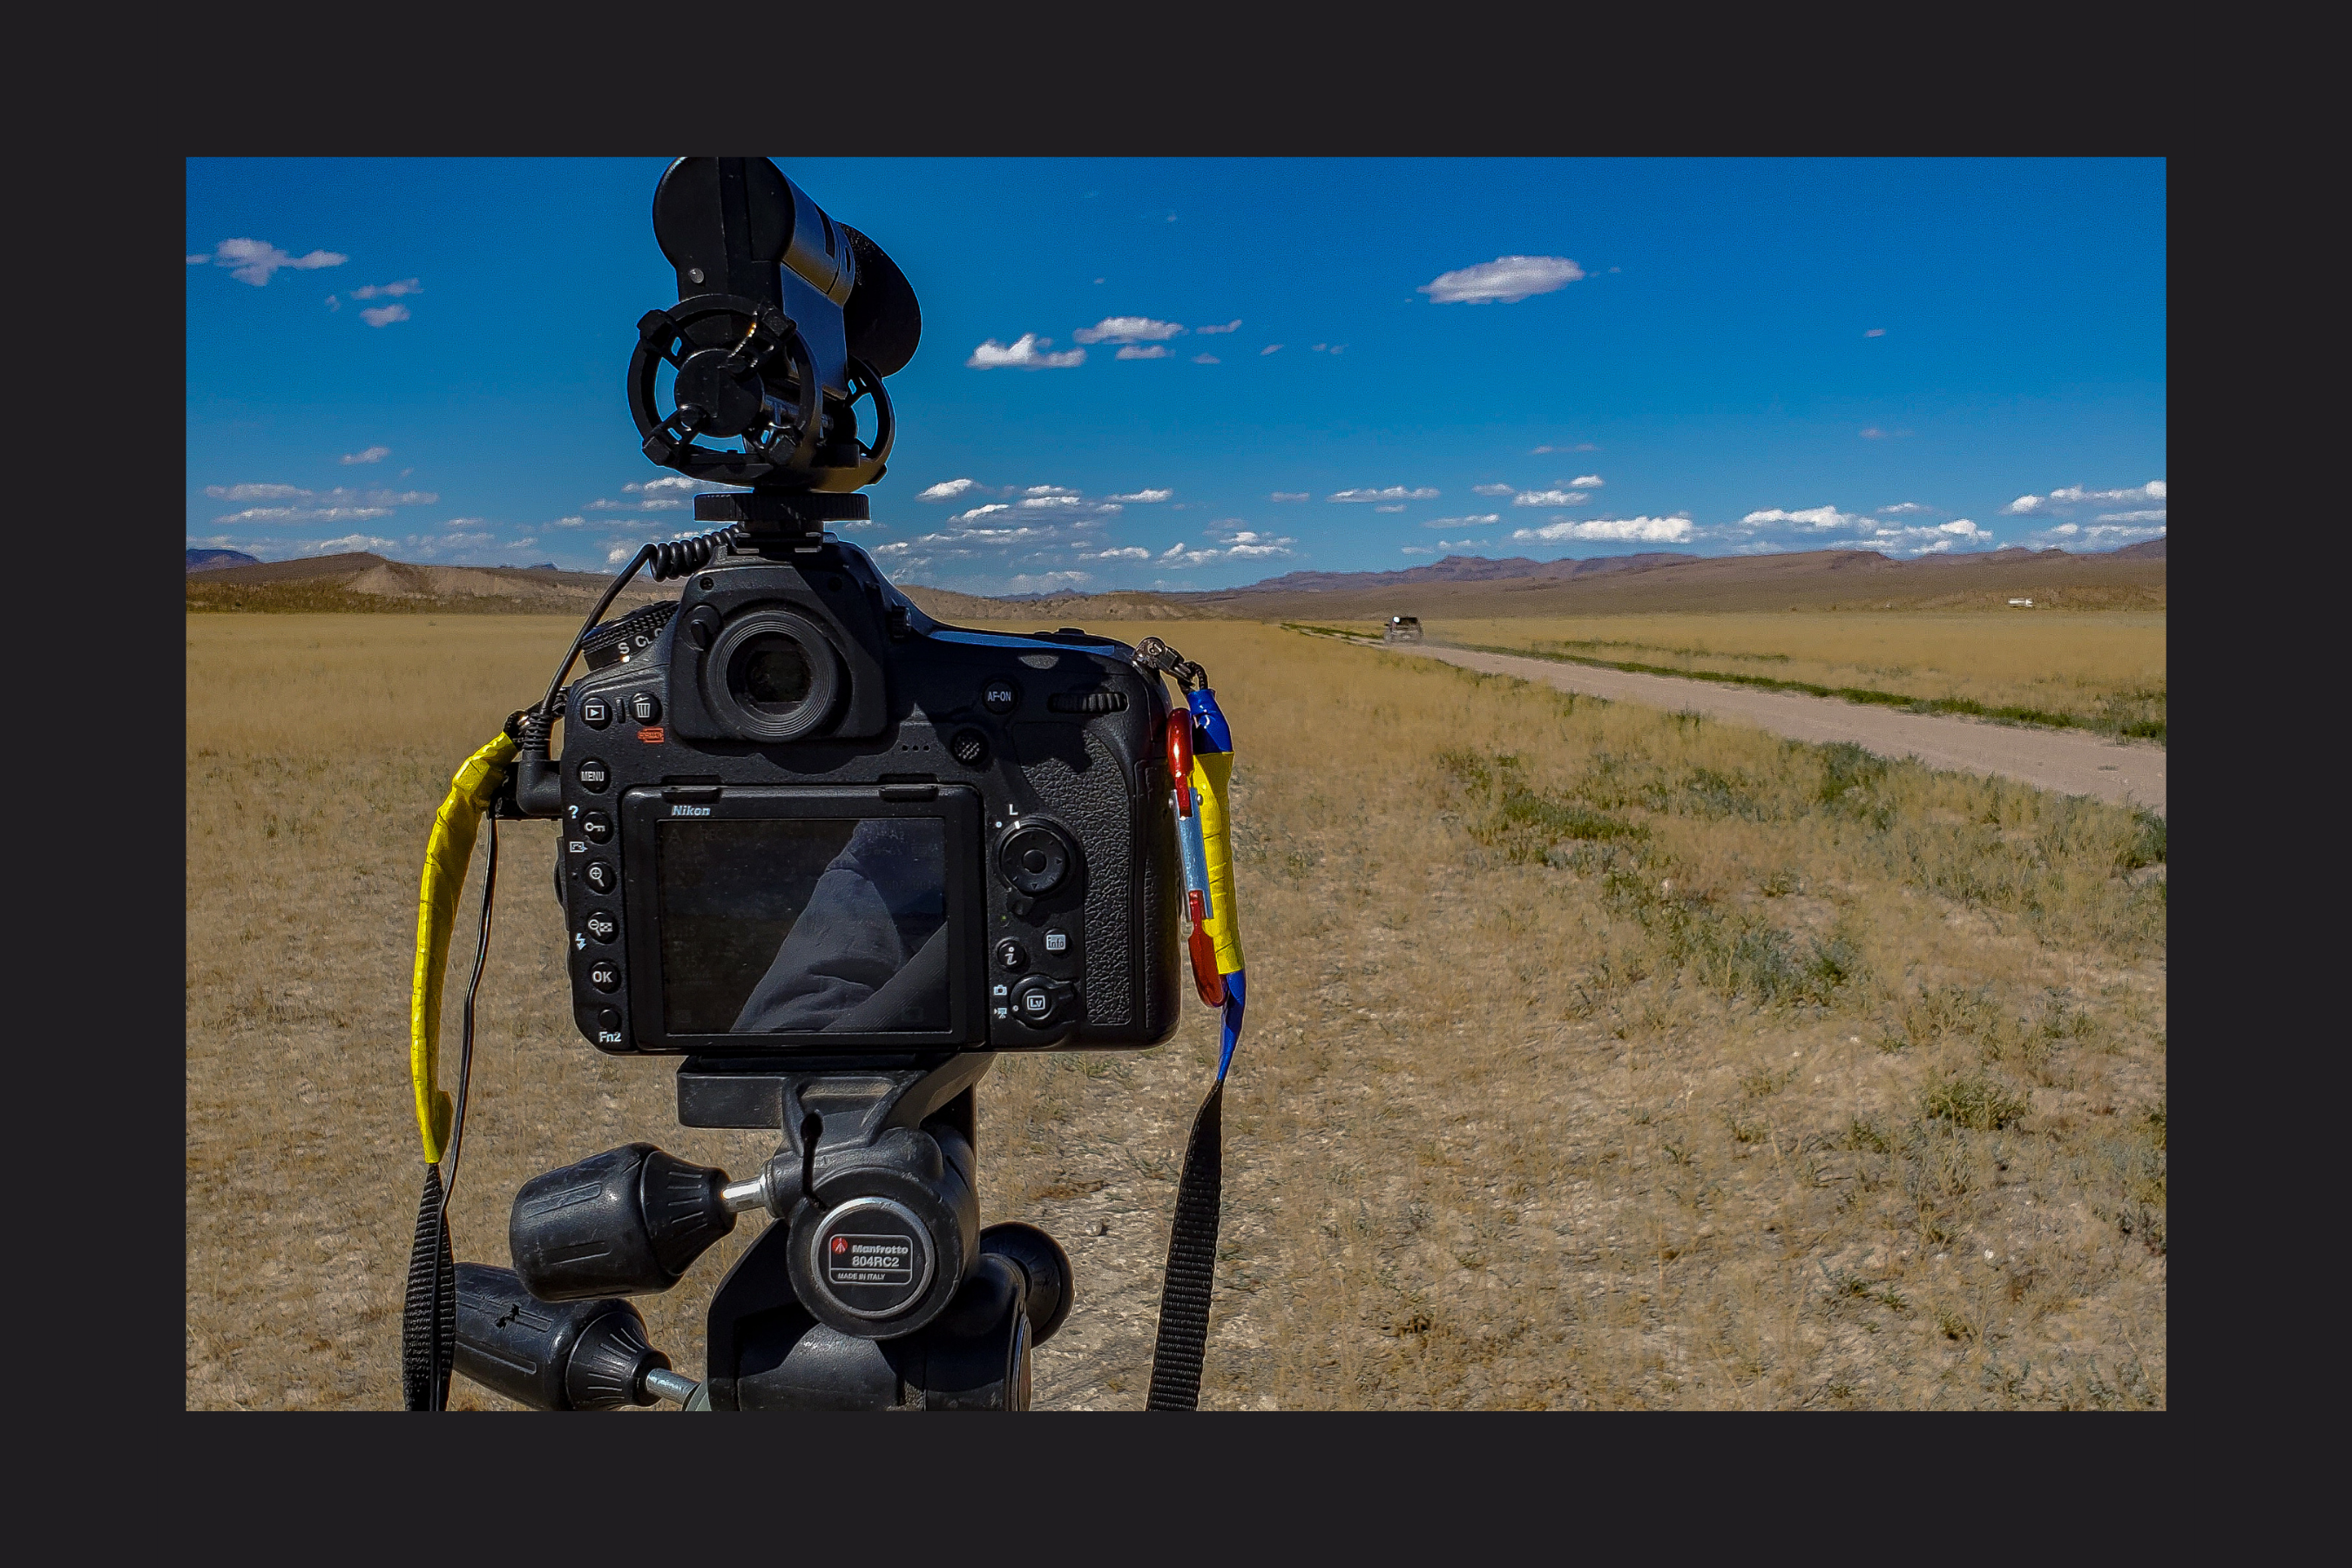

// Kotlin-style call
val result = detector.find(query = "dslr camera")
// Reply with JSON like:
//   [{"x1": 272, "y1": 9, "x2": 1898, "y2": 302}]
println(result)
[{"x1": 432, "y1": 157, "x2": 1214, "y2": 1414}]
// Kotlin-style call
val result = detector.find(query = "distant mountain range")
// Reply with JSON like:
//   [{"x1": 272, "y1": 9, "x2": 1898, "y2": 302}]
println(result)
[
  {"x1": 1218, "y1": 539, "x2": 2162, "y2": 598},
  {"x1": 186, "y1": 537, "x2": 2165, "y2": 618}
]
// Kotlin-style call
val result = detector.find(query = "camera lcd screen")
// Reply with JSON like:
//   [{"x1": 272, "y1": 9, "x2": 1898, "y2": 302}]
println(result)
[{"x1": 655, "y1": 818, "x2": 950, "y2": 1036}]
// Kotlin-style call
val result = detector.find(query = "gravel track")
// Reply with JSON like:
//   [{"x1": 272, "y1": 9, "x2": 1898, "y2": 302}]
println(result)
[{"x1": 1371, "y1": 640, "x2": 2166, "y2": 816}]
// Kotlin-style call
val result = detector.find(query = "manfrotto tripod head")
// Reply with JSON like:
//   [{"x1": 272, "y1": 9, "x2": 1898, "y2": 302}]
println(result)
[{"x1": 627, "y1": 156, "x2": 922, "y2": 504}]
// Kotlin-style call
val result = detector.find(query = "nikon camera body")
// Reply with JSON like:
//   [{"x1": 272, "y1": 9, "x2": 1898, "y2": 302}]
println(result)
[{"x1": 553, "y1": 531, "x2": 1182, "y2": 1061}]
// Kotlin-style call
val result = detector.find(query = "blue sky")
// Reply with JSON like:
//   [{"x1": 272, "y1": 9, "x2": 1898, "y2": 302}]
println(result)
[{"x1": 186, "y1": 158, "x2": 2166, "y2": 593}]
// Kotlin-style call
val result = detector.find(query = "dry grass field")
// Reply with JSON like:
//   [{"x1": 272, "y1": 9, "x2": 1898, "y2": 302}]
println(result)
[
  {"x1": 1304, "y1": 612, "x2": 2166, "y2": 740},
  {"x1": 187, "y1": 612, "x2": 2165, "y2": 1409}
]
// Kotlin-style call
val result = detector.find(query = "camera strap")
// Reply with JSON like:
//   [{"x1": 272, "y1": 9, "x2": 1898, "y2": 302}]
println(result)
[
  {"x1": 1146, "y1": 677, "x2": 1248, "y2": 1411},
  {"x1": 401, "y1": 728, "x2": 517, "y2": 1410}
]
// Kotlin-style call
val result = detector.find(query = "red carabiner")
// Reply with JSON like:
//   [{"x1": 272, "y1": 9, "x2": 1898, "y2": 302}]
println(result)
[{"x1": 1167, "y1": 711, "x2": 1195, "y2": 814}]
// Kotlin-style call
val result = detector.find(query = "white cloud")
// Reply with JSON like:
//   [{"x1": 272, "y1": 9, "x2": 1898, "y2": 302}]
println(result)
[
  {"x1": 1214, "y1": 529, "x2": 1297, "y2": 558},
  {"x1": 1531, "y1": 443, "x2": 1599, "y2": 454},
  {"x1": 1419, "y1": 254, "x2": 1585, "y2": 304},
  {"x1": 1512, "y1": 489, "x2": 1589, "y2": 507},
  {"x1": 189, "y1": 238, "x2": 348, "y2": 286},
  {"x1": 325, "y1": 296, "x2": 340, "y2": 311},
  {"x1": 550, "y1": 516, "x2": 589, "y2": 528},
  {"x1": 624, "y1": 475, "x2": 726, "y2": 494},
  {"x1": 1106, "y1": 489, "x2": 1173, "y2": 504},
  {"x1": 1008, "y1": 571, "x2": 1093, "y2": 591},
  {"x1": 607, "y1": 545, "x2": 635, "y2": 564},
  {"x1": 1193, "y1": 353, "x2": 1220, "y2": 364},
  {"x1": 2004, "y1": 480, "x2": 2165, "y2": 515},
  {"x1": 1375, "y1": 504, "x2": 1406, "y2": 512},
  {"x1": 361, "y1": 303, "x2": 411, "y2": 327},
  {"x1": 1195, "y1": 319, "x2": 1243, "y2": 335},
  {"x1": 2053, "y1": 481, "x2": 2166, "y2": 504},
  {"x1": 2096, "y1": 509, "x2": 2167, "y2": 523},
  {"x1": 1269, "y1": 491, "x2": 1309, "y2": 502},
  {"x1": 1073, "y1": 316, "x2": 1186, "y2": 345},
  {"x1": 217, "y1": 506, "x2": 393, "y2": 524},
  {"x1": 1018, "y1": 493, "x2": 1086, "y2": 508},
  {"x1": 1402, "y1": 546, "x2": 1435, "y2": 556},
  {"x1": 968, "y1": 334, "x2": 1086, "y2": 369},
  {"x1": 206, "y1": 483, "x2": 308, "y2": 502},
  {"x1": 1571, "y1": 475, "x2": 1605, "y2": 488},
  {"x1": 2032, "y1": 520, "x2": 2166, "y2": 546},
  {"x1": 351, "y1": 278, "x2": 422, "y2": 299},
  {"x1": 1472, "y1": 483, "x2": 1516, "y2": 497},
  {"x1": 308, "y1": 532, "x2": 397, "y2": 553},
  {"x1": 1422, "y1": 514, "x2": 1501, "y2": 529},
  {"x1": 204, "y1": 482, "x2": 436, "y2": 524},
  {"x1": 1092, "y1": 546, "x2": 1152, "y2": 559},
  {"x1": 1878, "y1": 502, "x2": 1930, "y2": 515},
  {"x1": 919, "y1": 477, "x2": 984, "y2": 502},
  {"x1": 443, "y1": 516, "x2": 488, "y2": 529},
  {"x1": 340, "y1": 445, "x2": 391, "y2": 465},
  {"x1": 201, "y1": 483, "x2": 436, "y2": 507},
  {"x1": 1328, "y1": 486, "x2": 1439, "y2": 503},
  {"x1": 1864, "y1": 328, "x2": 1887, "y2": 337},
  {"x1": 952, "y1": 504, "x2": 1013, "y2": 522},
  {"x1": 1740, "y1": 505, "x2": 1870, "y2": 531},
  {"x1": 1862, "y1": 518, "x2": 1992, "y2": 556},
  {"x1": 1260, "y1": 344, "x2": 1283, "y2": 355},
  {"x1": 1116, "y1": 344, "x2": 1172, "y2": 360},
  {"x1": 1513, "y1": 515, "x2": 1694, "y2": 544}
]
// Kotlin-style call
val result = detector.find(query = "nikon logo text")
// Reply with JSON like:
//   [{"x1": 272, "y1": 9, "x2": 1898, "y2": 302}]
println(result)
[{"x1": 671, "y1": 804, "x2": 712, "y2": 816}]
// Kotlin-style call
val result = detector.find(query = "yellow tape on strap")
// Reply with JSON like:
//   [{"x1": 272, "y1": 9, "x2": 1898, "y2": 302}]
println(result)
[
  {"x1": 1191, "y1": 750, "x2": 1246, "y2": 977},
  {"x1": 410, "y1": 732, "x2": 517, "y2": 1163}
]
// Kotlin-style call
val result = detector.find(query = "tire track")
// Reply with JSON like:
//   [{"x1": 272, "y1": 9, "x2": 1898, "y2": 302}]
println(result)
[{"x1": 1357, "y1": 639, "x2": 2166, "y2": 815}]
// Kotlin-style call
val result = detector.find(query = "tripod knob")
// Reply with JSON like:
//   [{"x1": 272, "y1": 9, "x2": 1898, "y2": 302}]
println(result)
[
  {"x1": 452, "y1": 1264, "x2": 672, "y2": 1410},
  {"x1": 980, "y1": 1222, "x2": 1074, "y2": 1347},
  {"x1": 510, "y1": 1143, "x2": 736, "y2": 1301}
]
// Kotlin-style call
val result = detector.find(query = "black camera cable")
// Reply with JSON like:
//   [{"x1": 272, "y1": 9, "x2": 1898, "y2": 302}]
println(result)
[
  {"x1": 402, "y1": 814, "x2": 500, "y2": 1411},
  {"x1": 407, "y1": 523, "x2": 734, "y2": 1411}
]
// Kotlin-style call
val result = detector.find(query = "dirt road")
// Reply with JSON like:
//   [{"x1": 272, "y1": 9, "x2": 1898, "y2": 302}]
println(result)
[{"x1": 1374, "y1": 640, "x2": 2166, "y2": 815}]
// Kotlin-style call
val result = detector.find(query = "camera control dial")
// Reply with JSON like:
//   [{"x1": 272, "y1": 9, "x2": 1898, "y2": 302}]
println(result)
[{"x1": 997, "y1": 821, "x2": 1076, "y2": 896}]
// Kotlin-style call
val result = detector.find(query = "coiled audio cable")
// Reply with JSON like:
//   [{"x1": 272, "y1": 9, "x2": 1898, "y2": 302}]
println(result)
[{"x1": 531, "y1": 522, "x2": 742, "y2": 724}]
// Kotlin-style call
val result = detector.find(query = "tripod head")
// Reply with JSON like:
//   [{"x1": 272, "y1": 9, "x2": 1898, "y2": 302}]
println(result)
[{"x1": 627, "y1": 156, "x2": 921, "y2": 500}]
